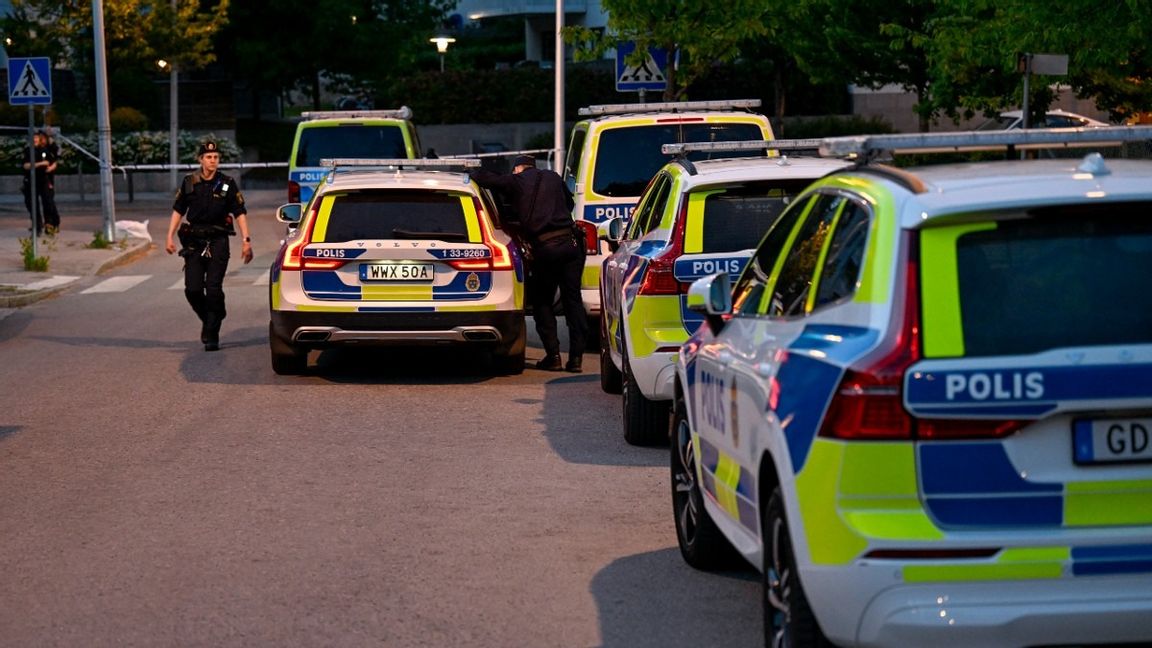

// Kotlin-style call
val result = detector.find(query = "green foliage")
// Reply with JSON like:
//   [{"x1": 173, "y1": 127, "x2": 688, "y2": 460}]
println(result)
[
  {"x1": 19, "y1": 237, "x2": 49, "y2": 272},
  {"x1": 87, "y1": 230, "x2": 112, "y2": 250},
  {"x1": 566, "y1": 0, "x2": 775, "y2": 100},
  {"x1": 0, "y1": 131, "x2": 241, "y2": 174},
  {"x1": 110, "y1": 107, "x2": 150, "y2": 133}
]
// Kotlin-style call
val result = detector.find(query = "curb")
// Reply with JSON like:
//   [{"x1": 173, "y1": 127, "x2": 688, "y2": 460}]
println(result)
[
  {"x1": 95, "y1": 240, "x2": 154, "y2": 275},
  {"x1": 0, "y1": 238, "x2": 152, "y2": 307}
]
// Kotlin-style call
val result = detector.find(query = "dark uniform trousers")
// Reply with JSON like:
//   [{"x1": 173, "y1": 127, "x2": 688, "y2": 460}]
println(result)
[
  {"x1": 530, "y1": 233, "x2": 588, "y2": 359},
  {"x1": 184, "y1": 236, "x2": 231, "y2": 329}
]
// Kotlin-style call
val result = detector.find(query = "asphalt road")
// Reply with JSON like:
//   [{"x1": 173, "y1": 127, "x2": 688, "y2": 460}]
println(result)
[{"x1": 0, "y1": 190, "x2": 763, "y2": 647}]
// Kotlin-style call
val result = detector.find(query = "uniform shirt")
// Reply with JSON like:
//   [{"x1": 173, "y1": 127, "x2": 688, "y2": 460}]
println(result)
[
  {"x1": 172, "y1": 171, "x2": 247, "y2": 226},
  {"x1": 23, "y1": 144, "x2": 57, "y2": 185},
  {"x1": 470, "y1": 167, "x2": 574, "y2": 239}
]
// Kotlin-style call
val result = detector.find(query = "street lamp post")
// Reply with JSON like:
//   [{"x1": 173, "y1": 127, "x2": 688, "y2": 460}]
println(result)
[
  {"x1": 158, "y1": 58, "x2": 178, "y2": 192},
  {"x1": 430, "y1": 34, "x2": 455, "y2": 72}
]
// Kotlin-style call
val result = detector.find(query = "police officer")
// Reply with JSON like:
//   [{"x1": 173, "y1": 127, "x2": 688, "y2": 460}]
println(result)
[
  {"x1": 164, "y1": 141, "x2": 252, "y2": 351},
  {"x1": 22, "y1": 129, "x2": 61, "y2": 235},
  {"x1": 471, "y1": 154, "x2": 588, "y2": 372}
]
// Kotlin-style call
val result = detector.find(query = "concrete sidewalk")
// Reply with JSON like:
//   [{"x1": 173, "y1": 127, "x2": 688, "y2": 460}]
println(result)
[{"x1": 0, "y1": 193, "x2": 173, "y2": 307}]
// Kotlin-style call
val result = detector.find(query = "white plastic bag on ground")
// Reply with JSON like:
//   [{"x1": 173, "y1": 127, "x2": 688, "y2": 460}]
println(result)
[{"x1": 114, "y1": 219, "x2": 152, "y2": 242}]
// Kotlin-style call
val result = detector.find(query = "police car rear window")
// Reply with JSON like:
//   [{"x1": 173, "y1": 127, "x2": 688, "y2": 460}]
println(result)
[
  {"x1": 593, "y1": 123, "x2": 765, "y2": 197},
  {"x1": 700, "y1": 181, "x2": 814, "y2": 254},
  {"x1": 296, "y1": 125, "x2": 408, "y2": 167},
  {"x1": 321, "y1": 190, "x2": 469, "y2": 243},
  {"x1": 954, "y1": 205, "x2": 1152, "y2": 356}
]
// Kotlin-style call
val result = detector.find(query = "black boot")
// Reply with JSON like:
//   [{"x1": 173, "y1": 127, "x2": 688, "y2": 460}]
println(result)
[
  {"x1": 565, "y1": 356, "x2": 583, "y2": 373},
  {"x1": 203, "y1": 313, "x2": 220, "y2": 351},
  {"x1": 535, "y1": 354, "x2": 563, "y2": 371}
]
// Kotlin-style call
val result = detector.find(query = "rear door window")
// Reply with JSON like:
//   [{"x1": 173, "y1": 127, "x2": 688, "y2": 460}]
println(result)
[
  {"x1": 694, "y1": 180, "x2": 815, "y2": 254},
  {"x1": 296, "y1": 125, "x2": 408, "y2": 167},
  {"x1": 318, "y1": 190, "x2": 470, "y2": 243},
  {"x1": 922, "y1": 204, "x2": 1152, "y2": 357},
  {"x1": 592, "y1": 122, "x2": 766, "y2": 197}
]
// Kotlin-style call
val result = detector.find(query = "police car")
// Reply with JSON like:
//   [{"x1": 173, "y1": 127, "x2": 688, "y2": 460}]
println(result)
[
  {"x1": 269, "y1": 158, "x2": 527, "y2": 375},
  {"x1": 672, "y1": 127, "x2": 1152, "y2": 647},
  {"x1": 599, "y1": 140, "x2": 852, "y2": 446},
  {"x1": 562, "y1": 100, "x2": 775, "y2": 322},
  {"x1": 287, "y1": 108, "x2": 422, "y2": 205}
]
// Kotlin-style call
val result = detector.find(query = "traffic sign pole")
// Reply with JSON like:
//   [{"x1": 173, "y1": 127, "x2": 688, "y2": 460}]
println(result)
[{"x1": 27, "y1": 106, "x2": 38, "y2": 260}]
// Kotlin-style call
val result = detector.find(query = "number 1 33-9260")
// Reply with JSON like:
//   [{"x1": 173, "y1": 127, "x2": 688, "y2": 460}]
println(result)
[{"x1": 1074, "y1": 418, "x2": 1152, "y2": 465}]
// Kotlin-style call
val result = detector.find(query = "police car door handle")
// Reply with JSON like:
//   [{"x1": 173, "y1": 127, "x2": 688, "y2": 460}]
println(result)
[
  {"x1": 717, "y1": 350, "x2": 733, "y2": 366},
  {"x1": 756, "y1": 362, "x2": 773, "y2": 378}
]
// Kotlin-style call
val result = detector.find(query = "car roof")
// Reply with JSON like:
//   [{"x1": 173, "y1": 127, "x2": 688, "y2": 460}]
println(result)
[
  {"x1": 673, "y1": 156, "x2": 855, "y2": 185},
  {"x1": 576, "y1": 99, "x2": 769, "y2": 124},
  {"x1": 999, "y1": 108, "x2": 1107, "y2": 122},
  {"x1": 313, "y1": 159, "x2": 480, "y2": 194},
  {"x1": 857, "y1": 157, "x2": 1152, "y2": 226}
]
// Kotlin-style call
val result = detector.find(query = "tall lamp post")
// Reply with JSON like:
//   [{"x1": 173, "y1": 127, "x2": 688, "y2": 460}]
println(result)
[
  {"x1": 430, "y1": 33, "x2": 455, "y2": 72},
  {"x1": 157, "y1": 57, "x2": 178, "y2": 191}
]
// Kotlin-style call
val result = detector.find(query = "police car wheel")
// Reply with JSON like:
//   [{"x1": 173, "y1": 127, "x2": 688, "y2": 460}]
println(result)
[
  {"x1": 269, "y1": 323, "x2": 307, "y2": 375},
  {"x1": 492, "y1": 326, "x2": 526, "y2": 375},
  {"x1": 671, "y1": 395, "x2": 738, "y2": 570},
  {"x1": 763, "y1": 489, "x2": 830, "y2": 648},
  {"x1": 599, "y1": 321, "x2": 622, "y2": 394},
  {"x1": 622, "y1": 350, "x2": 670, "y2": 446}
]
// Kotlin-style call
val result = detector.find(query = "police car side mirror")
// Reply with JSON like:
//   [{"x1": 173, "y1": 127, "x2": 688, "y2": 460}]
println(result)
[
  {"x1": 604, "y1": 217, "x2": 624, "y2": 243},
  {"x1": 687, "y1": 272, "x2": 733, "y2": 334},
  {"x1": 277, "y1": 203, "x2": 303, "y2": 227}
]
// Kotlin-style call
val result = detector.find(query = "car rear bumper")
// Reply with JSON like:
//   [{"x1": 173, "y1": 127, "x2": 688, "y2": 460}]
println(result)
[
  {"x1": 802, "y1": 566, "x2": 1152, "y2": 647},
  {"x1": 271, "y1": 310, "x2": 523, "y2": 351}
]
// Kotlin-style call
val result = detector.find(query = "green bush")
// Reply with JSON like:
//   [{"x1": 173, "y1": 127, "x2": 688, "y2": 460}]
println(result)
[
  {"x1": 0, "y1": 131, "x2": 241, "y2": 174},
  {"x1": 779, "y1": 115, "x2": 897, "y2": 139},
  {"x1": 110, "y1": 107, "x2": 150, "y2": 132}
]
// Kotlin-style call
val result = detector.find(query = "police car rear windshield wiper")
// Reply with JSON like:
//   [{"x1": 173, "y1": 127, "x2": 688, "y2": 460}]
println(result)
[{"x1": 391, "y1": 228, "x2": 468, "y2": 241}]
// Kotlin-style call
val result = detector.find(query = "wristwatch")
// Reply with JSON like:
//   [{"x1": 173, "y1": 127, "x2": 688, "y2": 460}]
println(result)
[{"x1": 244, "y1": 237, "x2": 251, "y2": 243}]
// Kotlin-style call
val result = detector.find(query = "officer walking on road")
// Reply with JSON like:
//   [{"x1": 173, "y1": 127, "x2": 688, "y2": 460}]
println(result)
[
  {"x1": 165, "y1": 141, "x2": 252, "y2": 352},
  {"x1": 471, "y1": 155, "x2": 588, "y2": 372}
]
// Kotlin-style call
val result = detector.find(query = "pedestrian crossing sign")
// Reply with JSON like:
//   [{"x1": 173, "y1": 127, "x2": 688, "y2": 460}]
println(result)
[
  {"x1": 615, "y1": 42, "x2": 668, "y2": 92},
  {"x1": 8, "y1": 57, "x2": 53, "y2": 105}
]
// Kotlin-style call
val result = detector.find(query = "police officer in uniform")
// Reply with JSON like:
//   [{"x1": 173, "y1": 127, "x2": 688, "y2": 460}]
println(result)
[
  {"x1": 164, "y1": 141, "x2": 252, "y2": 351},
  {"x1": 471, "y1": 154, "x2": 588, "y2": 372}
]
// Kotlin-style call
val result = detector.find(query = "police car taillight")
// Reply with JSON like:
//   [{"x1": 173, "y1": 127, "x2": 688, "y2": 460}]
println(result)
[
  {"x1": 574, "y1": 221, "x2": 598, "y2": 256},
  {"x1": 819, "y1": 253, "x2": 921, "y2": 440},
  {"x1": 637, "y1": 200, "x2": 688, "y2": 296},
  {"x1": 447, "y1": 200, "x2": 512, "y2": 271},
  {"x1": 288, "y1": 181, "x2": 301, "y2": 204},
  {"x1": 281, "y1": 207, "x2": 343, "y2": 270}
]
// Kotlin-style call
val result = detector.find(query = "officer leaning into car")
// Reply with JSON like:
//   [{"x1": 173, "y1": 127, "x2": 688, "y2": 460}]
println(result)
[
  {"x1": 470, "y1": 154, "x2": 588, "y2": 372},
  {"x1": 164, "y1": 141, "x2": 252, "y2": 352}
]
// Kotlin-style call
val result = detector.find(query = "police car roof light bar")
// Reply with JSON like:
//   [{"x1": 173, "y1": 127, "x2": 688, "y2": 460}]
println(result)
[
  {"x1": 661, "y1": 139, "x2": 825, "y2": 156},
  {"x1": 320, "y1": 158, "x2": 480, "y2": 170},
  {"x1": 301, "y1": 106, "x2": 413, "y2": 121},
  {"x1": 819, "y1": 126, "x2": 1152, "y2": 160},
  {"x1": 578, "y1": 99, "x2": 761, "y2": 117}
]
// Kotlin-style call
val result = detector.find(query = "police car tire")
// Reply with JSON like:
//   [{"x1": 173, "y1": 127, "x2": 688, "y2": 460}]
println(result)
[
  {"x1": 269, "y1": 323, "x2": 307, "y2": 375},
  {"x1": 493, "y1": 327, "x2": 526, "y2": 375},
  {"x1": 671, "y1": 395, "x2": 739, "y2": 570},
  {"x1": 622, "y1": 351, "x2": 670, "y2": 446},
  {"x1": 763, "y1": 489, "x2": 831, "y2": 648},
  {"x1": 599, "y1": 323, "x2": 622, "y2": 394}
]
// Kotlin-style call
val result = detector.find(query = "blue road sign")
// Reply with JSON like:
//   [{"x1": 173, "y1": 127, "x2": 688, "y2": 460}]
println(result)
[
  {"x1": 615, "y1": 42, "x2": 668, "y2": 92},
  {"x1": 8, "y1": 57, "x2": 53, "y2": 105}
]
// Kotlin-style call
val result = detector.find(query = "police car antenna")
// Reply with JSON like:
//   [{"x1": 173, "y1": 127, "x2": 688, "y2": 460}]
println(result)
[
  {"x1": 819, "y1": 126, "x2": 1152, "y2": 162},
  {"x1": 301, "y1": 106, "x2": 414, "y2": 121},
  {"x1": 578, "y1": 99, "x2": 761, "y2": 117}
]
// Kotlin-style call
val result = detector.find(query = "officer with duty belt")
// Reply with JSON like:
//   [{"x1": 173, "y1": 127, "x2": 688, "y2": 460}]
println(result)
[
  {"x1": 471, "y1": 154, "x2": 588, "y2": 372},
  {"x1": 164, "y1": 141, "x2": 252, "y2": 351}
]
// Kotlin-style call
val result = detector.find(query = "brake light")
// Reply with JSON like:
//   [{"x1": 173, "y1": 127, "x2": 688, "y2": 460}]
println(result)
[
  {"x1": 280, "y1": 206, "x2": 344, "y2": 271},
  {"x1": 288, "y1": 180, "x2": 300, "y2": 204},
  {"x1": 819, "y1": 235, "x2": 1026, "y2": 441},
  {"x1": 819, "y1": 247, "x2": 921, "y2": 440},
  {"x1": 447, "y1": 200, "x2": 513, "y2": 271},
  {"x1": 636, "y1": 200, "x2": 688, "y2": 296},
  {"x1": 574, "y1": 221, "x2": 599, "y2": 255}
]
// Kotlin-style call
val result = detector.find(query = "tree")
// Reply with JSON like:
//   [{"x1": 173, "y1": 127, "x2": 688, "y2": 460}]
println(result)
[
  {"x1": 214, "y1": 0, "x2": 453, "y2": 112},
  {"x1": 565, "y1": 0, "x2": 774, "y2": 101}
]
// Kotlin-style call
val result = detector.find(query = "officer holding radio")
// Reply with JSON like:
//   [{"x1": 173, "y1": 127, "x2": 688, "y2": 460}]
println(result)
[
  {"x1": 471, "y1": 155, "x2": 587, "y2": 372},
  {"x1": 164, "y1": 140, "x2": 252, "y2": 351}
]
